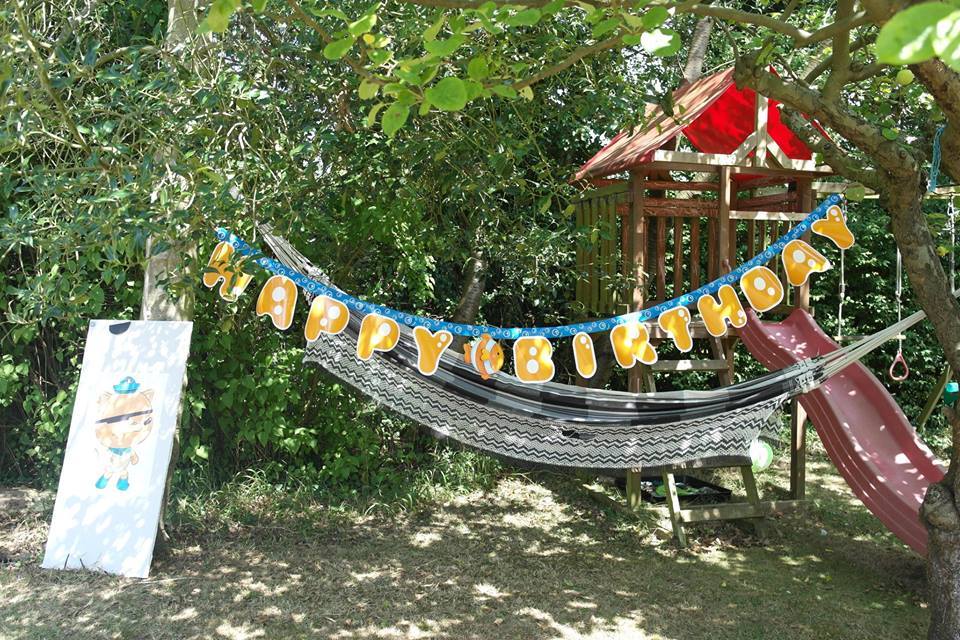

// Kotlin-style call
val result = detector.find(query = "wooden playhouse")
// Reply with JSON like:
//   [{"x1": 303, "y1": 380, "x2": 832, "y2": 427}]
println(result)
[{"x1": 572, "y1": 67, "x2": 839, "y2": 542}]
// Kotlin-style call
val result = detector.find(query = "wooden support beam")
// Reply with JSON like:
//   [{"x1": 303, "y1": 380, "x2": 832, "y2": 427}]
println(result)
[
  {"x1": 729, "y1": 210, "x2": 809, "y2": 221},
  {"x1": 737, "y1": 192, "x2": 798, "y2": 211},
  {"x1": 652, "y1": 149, "x2": 739, "y2": 165},
  {"x1": 662, "y1": 471, "x2": 688, "y2": 548},
  {"x1": 718, "y1": 166, "x2": 732, "y2": 275},
  {"x1": 753, "y1": 92, "x2": 769, "y2": 167},
  {"x1": 673, "y1": 217, "x2": 683, "y2": 297},
  {"x1": 690, "y1": 218, "x2": 701, "y2": 290},
  {"x1": 796, "y1": 178, "x2": 814, "y2": 311},
  {"x1": 626, "y1": 469, "x2": 643, "y2": 511},
  {"x1": 641, "y1": 180, "x2": 720, "y2": 192},
  {"x1": 918, "y1": 366, "x2": 954, "y2": 431},
  {"x1": 651, "y1": 358, "x2": 730, "y2": 372},
  {"x1": 655, "y1": 216, "x2": 666, "y2": 302},
  {"x1": 790, "y1": 399, "x2": 808, "y2": 500},
  {"x1": 677, "y1": 500, "x2": 803, "y2": 524},
  {"x1": 629, "y1": 171, "x2": 646, "y2": 310}
]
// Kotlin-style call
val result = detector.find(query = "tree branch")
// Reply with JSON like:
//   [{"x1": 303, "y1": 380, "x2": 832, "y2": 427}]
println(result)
[
  {"x1": 823, "y1": 0, "x2": 853, "y2": 101},
  {"x1": 734, "y1": 58, "x2": 918, "y2": 178},
  {"x1": 781, "y1": 108, "x2": 881, "y2": 190},
  {"x1": 513, "y1": 34, "x2": 623, "y2": 90},
  {"x1": 14, "y1": 2, "x2": 91, "y2": 154}
]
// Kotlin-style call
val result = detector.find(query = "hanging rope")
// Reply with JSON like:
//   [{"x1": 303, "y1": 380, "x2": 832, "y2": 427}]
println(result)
[
  {"x1": 928, "y1": 124, "x2": 947, "y2": 193},
  {"x1": 889, "y1": 247, "x2": 910, "y2": 381},
  {"x1": 836, "y1": 199, "x2": 848, "y2": 341},
  {"x1": 837, "y1": 248, "x2": 846, "y2": 340}
]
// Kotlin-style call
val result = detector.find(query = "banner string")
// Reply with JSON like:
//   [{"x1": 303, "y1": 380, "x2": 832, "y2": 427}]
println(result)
[{"x1": 215, "y1": 194, "x2": 842, "y2": 340}]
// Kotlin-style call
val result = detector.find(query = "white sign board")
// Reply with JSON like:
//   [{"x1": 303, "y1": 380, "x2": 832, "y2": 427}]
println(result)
[{"x1": 42, "y1": 320, "x2": 193, "y2": 578}]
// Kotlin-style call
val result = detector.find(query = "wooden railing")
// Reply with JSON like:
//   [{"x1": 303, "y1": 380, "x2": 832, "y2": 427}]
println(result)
[{"x1": 574, "y1": 175, "x2": 812, "y2": 317}]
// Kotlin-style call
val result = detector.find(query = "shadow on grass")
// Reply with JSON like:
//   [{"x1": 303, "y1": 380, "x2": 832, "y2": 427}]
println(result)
[{"x1": 1, "y1": 464, "x2": 928, "y2": 640}]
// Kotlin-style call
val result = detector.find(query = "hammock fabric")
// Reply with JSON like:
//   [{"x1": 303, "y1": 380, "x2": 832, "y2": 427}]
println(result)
[{"x1": 256, "y1": 226, "x2": 924, "y2": 472}]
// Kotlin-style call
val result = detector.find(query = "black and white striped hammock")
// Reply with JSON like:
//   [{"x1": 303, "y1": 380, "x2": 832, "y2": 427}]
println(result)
[{"x1": 260, "y1": 227, "x2": 931, "y2": 472}]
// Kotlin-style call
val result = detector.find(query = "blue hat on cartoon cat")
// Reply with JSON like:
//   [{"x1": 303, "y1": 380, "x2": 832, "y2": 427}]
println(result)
[{"x1": 113, "y1": 376, "x2": 140, "y2": 394}]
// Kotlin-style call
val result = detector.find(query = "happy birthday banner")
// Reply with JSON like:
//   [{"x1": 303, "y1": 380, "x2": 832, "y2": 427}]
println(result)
[{"x1": 205, "y1": 194, "x2": 852, "y2": 383}]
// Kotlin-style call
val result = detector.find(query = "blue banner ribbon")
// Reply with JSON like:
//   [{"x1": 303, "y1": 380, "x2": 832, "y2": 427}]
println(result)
[{"x1": 216, "y1": 194, "x2": 841, "y2": 340}]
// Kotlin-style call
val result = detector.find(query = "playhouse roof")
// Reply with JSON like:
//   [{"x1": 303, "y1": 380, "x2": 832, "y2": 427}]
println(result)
[{"x1": 575, "y1": 68, "x2": 825, "y2": 181}]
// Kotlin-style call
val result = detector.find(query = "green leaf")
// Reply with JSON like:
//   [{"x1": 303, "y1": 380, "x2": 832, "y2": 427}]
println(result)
[
  {"x1": 642, "y1": 6, "x2": 669, "y2": 28},
  {"x1": 323, "y1": 37, "x2": 356, "y2": 60},
  {"x1": 882, "y1": 126, "x2": 900, "y2": 140},
  {"x1": 349, "y1": 13, "x2": 377, "y2": 38},
  {"x1": 934, "y1": 11, "x2": 960, "y2": 70},
  {"x1": 358, "y1": 79, "x2": 379, "y2": 100},
  {"x1": 640, "y1": 28, "x2": 681, "y2": 56},
  {"x1": 504, "y1": 8, "x2": 542, "y2": 27},
  {"x1": 592, "y1": 17, "x2": 621, "y2": 39},
  {"x1": 464, "y1": 79, "x2": 484, "y2": 101},
  {"x1": 467, "y1": 56, "x2": 489, "y2": 80},
  {"x1": 876, "y1": 2, "x2": 954, "y2": 64},
  {"x1": 202, "y1": 0, "x2": 234, "y2": 33},
  {"x1": 519, "y1": 86, "x2": 534, "y2": 101},
  {"x1": 541, "y1": 0, "x2": 566, "y2": 16},
  {"x1": 490, "y1": 84, "x2": 517, "y2": 99},
  {"x1": 368, "y1": 48, "x2": 392, "y2": 65},
  {"x1": 423, "y1": 13, "x2": 446, "y2": 41},
  {"x1": 846, "y1": 183, "x2": 867, "y2": 202},
  {"x1": 382, "y1": 102, "x2": 410, "y2": 137},
  {"x1": 424, "y1": 76, "x2": 468, "y2": 111},
  {"x1": 622, "y1": 13, "x2": 645, "y2": 29},
  {"x1": 622, "y1": 34, "x2": 642, "y2": 46},
  {"x1": 308, "y1": 7, "x2": 348, "y2": 21},
  {"x1": 251, "y1": 0, "x2": 267, "y2": 11},
  {"x1": 424, "y1": 34, "x2": 467, "y2": 57},
  {"x1": 365, "y1": 102, "x2": 385, "y2": 128}
]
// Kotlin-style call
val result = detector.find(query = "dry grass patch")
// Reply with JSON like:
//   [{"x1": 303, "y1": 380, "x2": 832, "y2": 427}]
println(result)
[{"x1": 0, "y1": 453, "x2": 929, "y2": 640}]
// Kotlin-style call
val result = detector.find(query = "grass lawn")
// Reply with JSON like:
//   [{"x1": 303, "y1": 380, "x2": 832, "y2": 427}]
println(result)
[{"x1": 0, "y1": 448, "x2": 929, "y2": 640}]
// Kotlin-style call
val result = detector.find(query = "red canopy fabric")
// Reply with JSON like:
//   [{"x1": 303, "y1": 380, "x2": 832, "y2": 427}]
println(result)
[{"x1": 575, "y1": 68, "x2": 825, "y2": 181}]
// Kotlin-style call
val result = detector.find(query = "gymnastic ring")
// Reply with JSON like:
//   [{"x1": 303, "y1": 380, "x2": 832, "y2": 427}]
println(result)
[{"x1": 888, "y1": 351, "x2": 910, "y2": 382}]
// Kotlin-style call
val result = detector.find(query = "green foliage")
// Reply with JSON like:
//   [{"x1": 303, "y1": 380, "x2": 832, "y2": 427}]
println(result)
[
  {"x1": 0, "y1": 0, "x2": 648, "y2": 490},
  {"x1": 876, "y1": 2, "x2": 960, "y2": 68}
]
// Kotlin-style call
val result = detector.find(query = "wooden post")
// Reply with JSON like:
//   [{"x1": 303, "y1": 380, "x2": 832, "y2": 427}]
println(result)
[
  {"x1": 717, "y1": 166, "x2": 732, "y2": 276},
  {"x1": 627, "y1": 171, "x2": 647, "y2": 397},
  {"x1": 662, "y1": 471, "x2": 688, "y2": 548},
  {"x1": 629, "y1": 171, "x2": 647, "y2": 310},
  {"x1": 626, "y1": 468, "x2": 643, "y2": 510},
  {"x1": 918, "y1": 366, "x2": 954, "y2": 431},
  {"x1": 796, "y1": 178, "x2": 814, "y2": 310},
  {"x1": 789, "y1": 399, "x2": 807, "y2": 499},
  {"x1": 753, "y1": 92, "x2": 769, "y2": 168}
]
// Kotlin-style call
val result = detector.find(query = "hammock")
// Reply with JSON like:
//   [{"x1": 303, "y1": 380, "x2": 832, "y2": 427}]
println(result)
[{"x1": 259, "y1": 226, "x2": 935, "y2": 472}]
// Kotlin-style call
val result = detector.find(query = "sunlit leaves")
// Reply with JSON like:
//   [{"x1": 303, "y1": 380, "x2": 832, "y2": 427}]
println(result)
[
  {"x1": 876, "y1": 2, "x2": 954, "y2": 64},
  {"x1": 467, "y1": 56, "x2": 490, "y2": 80},
  {"x1": 933, "y1": 11, "x2": 960, "y2": 70},
  {"x1": 640, "y1": 28, "x2": 681, "y2": 57},
  {"x1": 358, "y1": 79, "x2": 379, "y2": 100},
  {"x1": 424, "y1": 34, "x2": 467, "y2": 57},
  {"x1": 199, "y1": 0, "x2": 241, "y2": 33},
  {"x1": 381, "y1": 102, "x2": 410, "y2": 137},
  {"x1": 323, "y1": 37, "x2": 355, "y2": 60},
  {"x1": 424, "y1": 76, "x2": 468, "y2": 111},
  {"x1": 504, "y1": 8, "x2": 542, "y2": 27}
]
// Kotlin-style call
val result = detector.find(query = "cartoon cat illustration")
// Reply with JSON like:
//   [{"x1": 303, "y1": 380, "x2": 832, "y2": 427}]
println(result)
[{"x1": 93, "y1": 376, "x2": 154, "y2": 491}]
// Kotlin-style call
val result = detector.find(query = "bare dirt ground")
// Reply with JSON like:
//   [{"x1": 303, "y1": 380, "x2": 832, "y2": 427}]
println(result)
[{"x1": 0, "y1": 454, "x2": 928, "y2": 640}]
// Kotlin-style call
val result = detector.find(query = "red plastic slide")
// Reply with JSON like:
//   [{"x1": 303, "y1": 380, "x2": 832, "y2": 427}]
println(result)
[{"x1": 740, "y1": 308, "x2": 945, "y2": 554}]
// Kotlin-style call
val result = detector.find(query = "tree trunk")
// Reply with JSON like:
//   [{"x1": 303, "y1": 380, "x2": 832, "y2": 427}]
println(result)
[
  {"x1": 149, "y1": 0, "x2": 208, "y2": 544},
  {"x1": 450, "y1": 249, "x2": 486, "y2": 351},
  {"x1": 884, "y1": 181, "x2": 960, "y2": 640}
]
